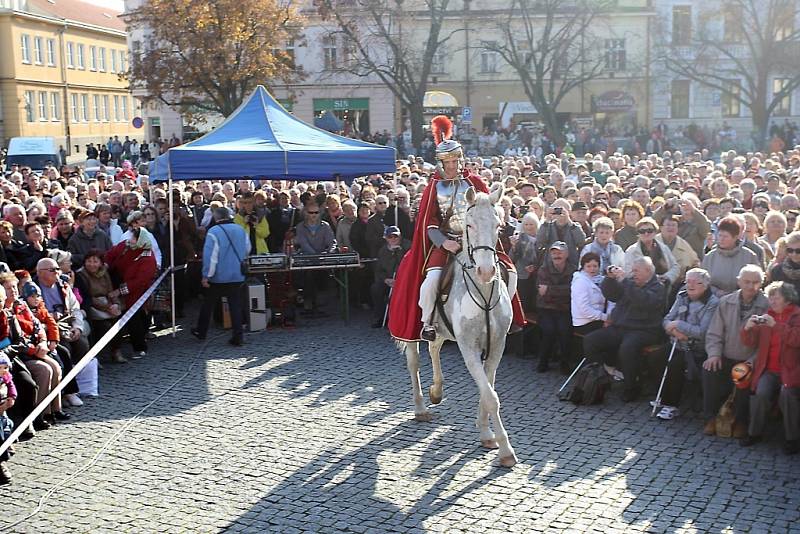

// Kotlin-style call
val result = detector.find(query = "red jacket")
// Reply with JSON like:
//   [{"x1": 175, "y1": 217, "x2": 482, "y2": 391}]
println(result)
[
  {"x1": 741, "y1": 304, "x2": 800, "y2": 390},
  {"x1": 105, "y1": 242, "x2": 158, "y2": 308},
  {"x1": 31, "y1": 301, "x2": 59, "y2": 342},
  {"x1": 388, "y1": 170, "x2": 524, "y2": 341}
]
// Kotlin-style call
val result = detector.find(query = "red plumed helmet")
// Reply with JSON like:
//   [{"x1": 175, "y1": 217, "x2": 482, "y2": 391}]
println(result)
[{"x1": 431, "y1": 115, "x2": 453, "y2": 145}]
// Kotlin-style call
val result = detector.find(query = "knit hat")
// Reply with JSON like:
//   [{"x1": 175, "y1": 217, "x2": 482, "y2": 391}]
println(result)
[
  {"x1": 21, "y1": 281, "x2": 40, "y2": 300},
  {"x1": 0, "y1": 262, "x2": 15, "y2": 283},
  {"x1": 0, "y1": 352, "x2": 10, "y2": 367}
]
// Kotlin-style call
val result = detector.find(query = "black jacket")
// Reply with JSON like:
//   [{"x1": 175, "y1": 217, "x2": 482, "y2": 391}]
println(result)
[{"x1": 602, "y1": 274, "x2": 666, "y2": 332}]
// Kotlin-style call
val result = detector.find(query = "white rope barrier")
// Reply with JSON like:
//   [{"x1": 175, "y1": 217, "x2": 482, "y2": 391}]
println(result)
[{"x1": 0, "y1": 268, "x2": 172, "y2": 460}]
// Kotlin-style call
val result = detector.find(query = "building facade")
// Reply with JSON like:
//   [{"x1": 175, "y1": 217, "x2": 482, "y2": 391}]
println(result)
[
  {"x1": 270, "y1": 0, "x2": 654, "y2": 139},
  {"x1": 122, "y1": 0, "x2": 183, "y2": 145},
  {"x1": 0, "y1": 0, "x2": 144, "y2": 156},
  {"x1": 651, "y1": 0, "x2": 800, "y2": 151}
]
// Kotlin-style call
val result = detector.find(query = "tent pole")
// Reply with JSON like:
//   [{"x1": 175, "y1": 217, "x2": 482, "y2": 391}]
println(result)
[{"x1": 168, "y1": 164, "x2": 176, "y2": 338}]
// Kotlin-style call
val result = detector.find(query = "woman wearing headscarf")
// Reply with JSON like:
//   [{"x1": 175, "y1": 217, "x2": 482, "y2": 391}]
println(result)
[{"x1": 105, "y1": 216, "x2": 158, "y2": 359}]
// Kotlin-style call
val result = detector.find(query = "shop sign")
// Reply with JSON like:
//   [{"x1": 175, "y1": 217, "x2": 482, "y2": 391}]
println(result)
[
  {"x1": 592, "y1": 91, "x2": 636, "y2": 112},
  {"x1": 313, "y1": 98, "x2": 369, "y2": 111},
  {"x1": 424, "y1": 107, "x2": 456, "y2": 115}
]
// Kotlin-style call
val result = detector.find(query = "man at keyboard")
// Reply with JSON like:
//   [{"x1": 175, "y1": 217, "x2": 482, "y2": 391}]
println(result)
[{"x1": 294, "y1": 199, "x2": 336, "y2": 316}]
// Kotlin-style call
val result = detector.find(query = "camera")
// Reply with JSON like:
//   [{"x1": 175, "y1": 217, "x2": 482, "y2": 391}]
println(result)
[
  {"x1": 553, "y1": 207, "x2": 563, "y2": 215},
  {"x1": 754, "y1": 315, "x2": 768, "y2": 324}
]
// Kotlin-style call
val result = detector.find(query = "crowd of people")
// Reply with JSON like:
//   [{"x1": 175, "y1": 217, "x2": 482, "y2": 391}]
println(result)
[{"x1": 2, "y1": 132, "x2": 800, "y2": 485}]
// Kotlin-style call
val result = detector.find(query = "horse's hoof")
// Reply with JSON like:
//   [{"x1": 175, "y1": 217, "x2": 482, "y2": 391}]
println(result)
[
  {"x1": 414, "y1": 411, "x2": 433, "y2": 422},
  {"x1": 499, "y1": 454, "x2": 517, "y2": 468},
  {"x1": 481, "y1": 439, "x2": 499, "y2": 450},
  {"x1": 429, "y1": 385, "x2": 443, "y2": 405}
]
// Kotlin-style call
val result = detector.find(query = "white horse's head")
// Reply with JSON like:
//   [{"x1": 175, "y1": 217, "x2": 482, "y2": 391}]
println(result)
[{"x1": 464, "y1": 183, "x2": 504, "y2": 284}]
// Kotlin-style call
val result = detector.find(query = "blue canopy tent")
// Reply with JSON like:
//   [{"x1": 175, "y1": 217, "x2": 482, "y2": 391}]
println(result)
[
  {"x1": 314, "y1": 110, "x2": 344, "y2": 132},
  {"x1": 150, "y1": 86, "x2": 395, "y2": 335},
  {"x1": 150, "y1": 85, "x2": 395, "y2": 182}
]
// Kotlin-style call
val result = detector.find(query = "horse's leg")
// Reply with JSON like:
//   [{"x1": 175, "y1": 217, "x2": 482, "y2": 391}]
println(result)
[
  {"x1": 485, "y1": 345, "x2": 516, "y2": 467},
  {"x1": 428, "y1": 337, "x2": 446, "y2": 405},
  {"x1": 463, "y1": 349, "x2": 517, "y2": 467},
  {"x1": 404, "y1": 342, "x2": 431, "y2": 421}
]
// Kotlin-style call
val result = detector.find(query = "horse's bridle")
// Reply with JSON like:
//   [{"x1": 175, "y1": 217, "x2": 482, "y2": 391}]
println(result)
[{"x1": 463, "y1": 204, "x2": 498, "y2": 270}]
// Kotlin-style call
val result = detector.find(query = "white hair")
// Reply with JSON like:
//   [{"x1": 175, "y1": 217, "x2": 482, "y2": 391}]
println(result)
[
  {"x1": 738, "y1": 264, "x2": 765, "y2": 283},
  {"x1": 521, "y1": 212, "x2": 540, "y2": 228},
  {"x1": 632, "y1": 256, "x2": 655, "y2": 274},
  {"x1": 685, "y1": 268, "x2": 711, "y2": 286}
]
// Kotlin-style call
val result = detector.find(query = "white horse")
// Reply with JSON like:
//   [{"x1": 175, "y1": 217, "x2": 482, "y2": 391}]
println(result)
[{"x1": 398, "y1": 184, "x2": 517, "y2": 467}]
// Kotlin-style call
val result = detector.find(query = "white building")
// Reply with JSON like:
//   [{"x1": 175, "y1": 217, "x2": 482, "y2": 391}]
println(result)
[
  {"x1": 651, "y1": 0, "x2": 800, "y2": 149},
  {"x1": 122, "y1": 0, "x2": 183, "y2": 143}
]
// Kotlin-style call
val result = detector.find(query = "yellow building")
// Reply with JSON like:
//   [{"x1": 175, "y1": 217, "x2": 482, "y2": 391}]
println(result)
[{"x1": 0, "y1": 0, "x2": 141, "y2": 157}]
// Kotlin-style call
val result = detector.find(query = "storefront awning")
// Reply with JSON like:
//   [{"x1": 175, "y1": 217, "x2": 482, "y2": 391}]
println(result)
[{"x1": 423, "y1": 91, "x2": 459, "y2": 108}]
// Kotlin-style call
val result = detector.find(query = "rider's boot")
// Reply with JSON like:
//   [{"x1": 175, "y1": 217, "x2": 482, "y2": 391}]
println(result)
[{"x1": 419, "y1": 269, "x2": 441, "y2": 341}]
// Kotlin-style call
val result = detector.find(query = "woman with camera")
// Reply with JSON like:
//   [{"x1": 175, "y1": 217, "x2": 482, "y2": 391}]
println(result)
[
  {"x1": 740, "y1": 281, "x2": 800, "y2": 454},
  {"x1": 580, "y1": 217, "x2": 625, "y2": 274}
]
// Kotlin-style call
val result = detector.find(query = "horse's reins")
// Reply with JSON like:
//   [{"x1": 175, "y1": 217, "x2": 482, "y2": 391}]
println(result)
[{"x1": 461, "y1": 204, "x2": 503, "y2": 362}]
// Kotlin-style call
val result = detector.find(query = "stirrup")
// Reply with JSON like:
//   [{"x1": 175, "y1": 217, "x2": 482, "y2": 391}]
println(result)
[{"x1": 421, "y1": 325, "x2": 436, "y2": 341}]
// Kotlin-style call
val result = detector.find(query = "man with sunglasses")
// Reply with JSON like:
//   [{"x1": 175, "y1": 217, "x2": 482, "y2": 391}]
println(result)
[{"x1": 294, "y1": 199, "x2": 336, "y2": 317}]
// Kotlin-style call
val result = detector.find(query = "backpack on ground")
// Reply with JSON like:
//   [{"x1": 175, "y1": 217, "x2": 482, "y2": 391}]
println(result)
[{"x1": 559, "y1": 362, "x2": 611, "y2": 405}]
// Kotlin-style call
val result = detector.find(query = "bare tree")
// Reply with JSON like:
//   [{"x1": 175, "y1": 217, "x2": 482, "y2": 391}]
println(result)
[
  {"x1": 315, "y1": 0, "x2": 459, "y2": 152},
  {"x1": 660, "y1": 0, "x2": 800, "y2": 149},
  {"x1": 484, "y1": 0, "x2": 613, "y2": 146}
]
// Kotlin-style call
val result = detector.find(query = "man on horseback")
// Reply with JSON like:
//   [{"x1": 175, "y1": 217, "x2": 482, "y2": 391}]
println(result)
[{"x1": 388, "y1": 115, "x2": 526, "y2": 342}]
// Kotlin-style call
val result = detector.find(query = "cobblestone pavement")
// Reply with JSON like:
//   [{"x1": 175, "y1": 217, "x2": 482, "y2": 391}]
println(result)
[{"x1": 1, "y1": 308, "x2": 799, "y2": 533}]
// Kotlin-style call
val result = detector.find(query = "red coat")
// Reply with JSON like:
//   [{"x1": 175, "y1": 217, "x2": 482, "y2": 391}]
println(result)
[
  {"x1": 388, "y1": 170, "x2": 524, "y2": 341},
  {"x1": 741, "y1": 304, "x2": 800, "y2": 390},
  {"x1": 105, "y1": 242, "x2": 158, "y2": 309}
]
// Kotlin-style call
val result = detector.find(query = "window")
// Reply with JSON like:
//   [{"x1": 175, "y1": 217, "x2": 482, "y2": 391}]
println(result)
[
  {"x1": 480, "y1": 42, "x2": 499, "y2": 73},
  {"x1": 21, "y1": 34, "x2": 31, "y2": 63},
  {"x1": 102, "y1": 95, "x2": 109, "y2": 121},
  {"x1": 114, "y1": 95, "x2": 120, "y2": 121},
  {"x1": 93, "y1": 95, "x2": 100, "y2": 121},
  {"x1": 110, "y1": 49, "x2": 116, "y2": 73},
  {"x1": 71, "y1": 93, "x2": 79, "y2": 121},
  {"x1": 33, "y1": 37, "x2": 43, "y2": 64},
  {"x1": 77, "y1": 44, "x2": 85, "y2": 69},
  {"x1": 671, "y1": 79, "x2": 690, "y2": 119},
  {"x1": 98, "y1": 47, "x2": 106, "y2": 71},
  {"x1": 89, "y1": 46, "x2": 97, "y2": 71},
  {"x1": 773, "y1": 78, "x2": 792, "y2": 116},
  {"x1": 50, "y1": 92, "x2": 60, "y2": 120},
  {"x1": 605, "y1": 38, "x2": 626, "y2": 71},
  {"x1": 516, "y1": 40, "x2": 533, "y2": 68},
  {"x1": 81, "y1": 93, "x2": 89, "y2": 121},
  {"x1": 119, "y1": 50, "x2": 126, "y2": 72},
  {"x1": 38, "y1": 91, "x2": 48, "y2": 120},
  {"x1": 722, "y1": 79, "x2": 741, "y2": 117},
  {"x1": 776, "y1": 4, "x2": 795, "y2": 41},
  {"x1": 431, "y1": 48, "x2": 446, "y2": 74},
  {"x1": 285, "y1": 40, "x2": 296, "y2": 69},
  {"x1": 66, "y1": 42, "x2": 74, "y2": 68},
  {"x1": 672, "y1": 5, "x2": 692, "y2": 46},
  {"x1": 121, "y1": 96, "x2": 129, "y2": 121},
  {"x1": 24, "y1": 91, "x2": 34, "y2": 121},
  {"x1": 323, "y1": 35, "x2": 337, "y2": 70},
  {"x1": 46, "y1": 39, "x2": 56, "y2": 66},
  {"x1": 723, "y1": 5, "x2": 743, "y2": 43}
]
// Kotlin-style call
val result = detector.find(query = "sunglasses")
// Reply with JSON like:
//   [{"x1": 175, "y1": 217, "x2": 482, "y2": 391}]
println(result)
[
  {"x1": 637, "y1": 228, "x2": 656, "y2": 235},
  {"x1": 41, "y1": 268, "x2": 59, "y2": 273},
  {"x1": 754, "y1": 203, "x2": 769, "y2": 209},
  {"x1": 787, "y1": 247, "x2": 800, "y2": 254},
  {"x1": 307, "y1": 211, "x2": 319, "y2": 215},
  {"x1": 377, "y1": 201, "x2": 387, "y2": 205}
]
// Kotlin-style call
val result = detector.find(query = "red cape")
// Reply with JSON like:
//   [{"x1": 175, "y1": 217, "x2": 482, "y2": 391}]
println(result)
[{"x1": 388, "y1": 170, "x2": 525, "y2": 341}]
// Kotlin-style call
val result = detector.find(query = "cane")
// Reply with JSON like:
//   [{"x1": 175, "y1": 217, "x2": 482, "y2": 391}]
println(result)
[
  {"x1": 558, "y1": 357, "x2": 587, "y2": 394},
  {"x1": 652, "y1": 339, "x2": 678, "y2": 416},
  {"x1": 382, "y1": 285, "x2": 393, "y2": 328}
]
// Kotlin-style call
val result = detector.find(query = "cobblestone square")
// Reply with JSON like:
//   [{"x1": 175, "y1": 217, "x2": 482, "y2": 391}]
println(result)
[{"x1": 1, "y1": 311, "x2": 799, "y2": 533}]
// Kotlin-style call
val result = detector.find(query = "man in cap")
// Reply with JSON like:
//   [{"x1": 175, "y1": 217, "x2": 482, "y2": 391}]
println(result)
[{"x1": 371, "y1": 226, "x2": 409, "y2": 328}]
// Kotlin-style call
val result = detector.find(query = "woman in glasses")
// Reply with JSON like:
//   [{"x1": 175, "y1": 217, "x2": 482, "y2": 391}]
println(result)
[
  {"x1": 702, "y1": 217, "x2": 760, "y2": 297},
  {"x1": 624, "y1": 217, "x2": 678, "y2": 290},
  {"x1": 769, "y1": 231, "x2": 800, "y2": 299}
]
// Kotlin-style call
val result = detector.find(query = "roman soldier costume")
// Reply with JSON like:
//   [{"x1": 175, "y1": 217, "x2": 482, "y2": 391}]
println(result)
[{"x1": 388, "y1": 116, "x2": 525, "y2": 342}]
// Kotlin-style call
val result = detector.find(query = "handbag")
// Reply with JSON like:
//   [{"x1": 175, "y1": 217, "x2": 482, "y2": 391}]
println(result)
[
  {"x1": 219, "y1": 225, "x2": 247, "y2": 276},
  {"x1": 714, "y1": 387, "x2": 736, "y2": 438}
]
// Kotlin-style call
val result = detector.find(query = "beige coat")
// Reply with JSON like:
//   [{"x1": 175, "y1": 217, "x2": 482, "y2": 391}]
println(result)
[{"x1": 656, "y1": 234, "x2": 699, "y2": 283}]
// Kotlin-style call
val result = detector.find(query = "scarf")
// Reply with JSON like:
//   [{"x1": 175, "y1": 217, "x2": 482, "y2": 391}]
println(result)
[
  {"x1": 130, "y1": 227, "x2": 153, "y2": 250},
  {"x1": 781, "y1": 259, "x2": 800, "y2": 281},
  {"x1": 586, "y1": 239, "x2": 614, "y2": 271},
  {"x1": 640, "y1": 240, "x2": 668, "y2": 275}
]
